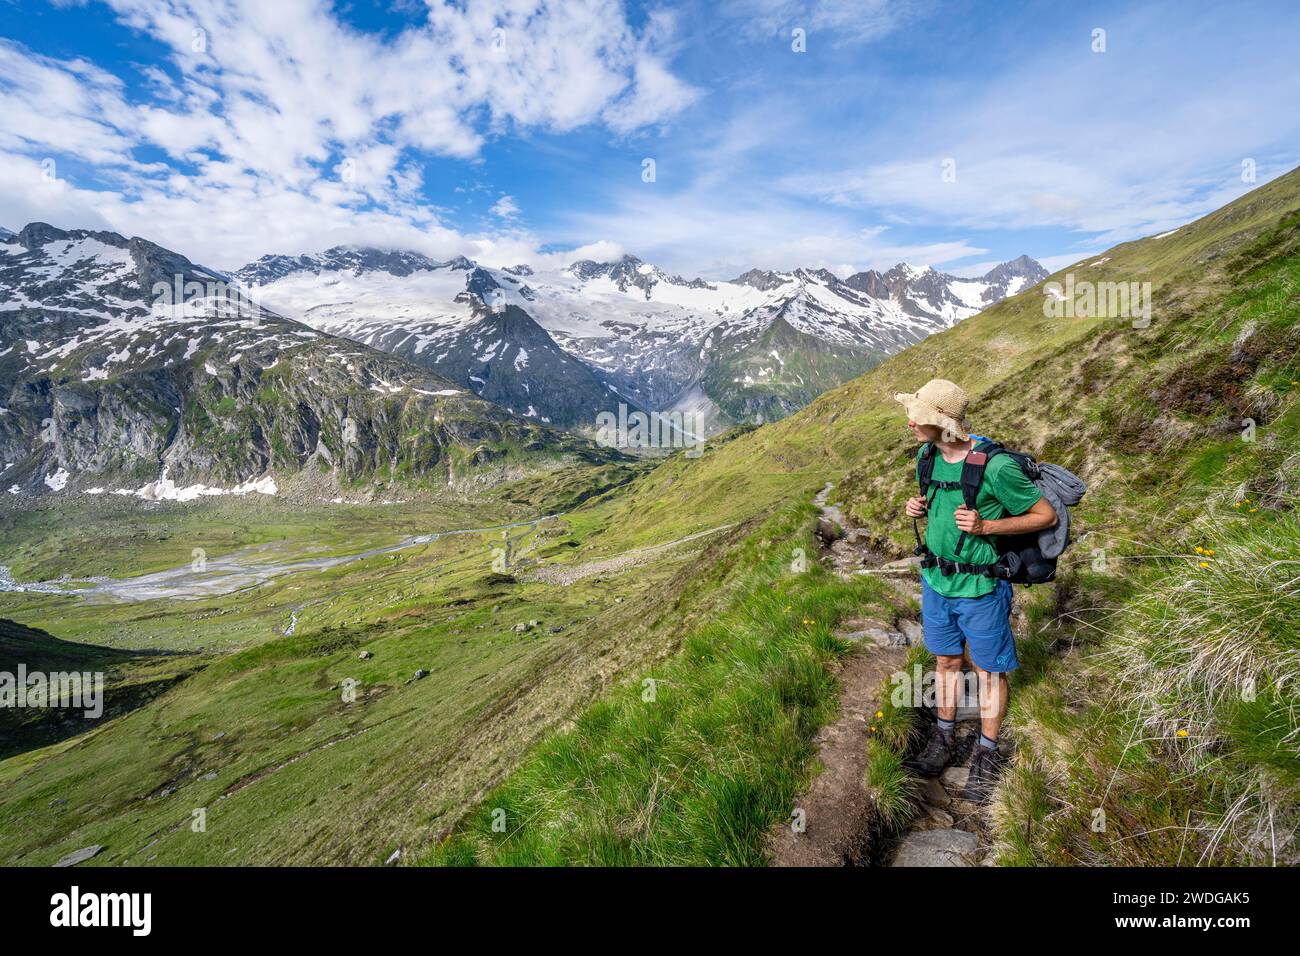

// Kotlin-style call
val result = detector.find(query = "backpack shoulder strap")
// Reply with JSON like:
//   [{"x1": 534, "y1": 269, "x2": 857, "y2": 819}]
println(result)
[
  {"x1": 917, "y1": 441, "x2": 937, "y2": 496},
  {"x1": 913, "y1": 442, "x2": 937, "y2": 557},
  {"x1": 954, "y1": 440, "x2": 1003, "y2": 555},
  {"x1": 959, "y1": 440, "x2": 1003, "y2": 509}
]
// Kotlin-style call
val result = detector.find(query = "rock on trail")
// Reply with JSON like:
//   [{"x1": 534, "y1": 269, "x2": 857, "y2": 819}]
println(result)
[{"x1": 890, "y1": 828, "x2": 980, "y2": 867}]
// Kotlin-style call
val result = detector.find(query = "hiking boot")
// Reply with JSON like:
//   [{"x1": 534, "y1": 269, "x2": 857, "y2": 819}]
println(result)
[
  {"x1": 909, "y1": 723, "x2": 956, "y2": 776},
  {"x1": 961, "y1": 745, "x2": 1007, "y2": 803}
]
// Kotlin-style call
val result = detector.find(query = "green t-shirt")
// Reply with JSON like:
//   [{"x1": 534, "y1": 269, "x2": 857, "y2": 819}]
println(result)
[{"x1": 917, "y1": 447, "x2": 1042, "y2": 598}]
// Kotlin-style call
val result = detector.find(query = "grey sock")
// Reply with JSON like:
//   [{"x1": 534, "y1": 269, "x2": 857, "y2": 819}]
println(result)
[
  {"x1": 978, "y1": 733, "x2": 999, "y2": 751},
  {"x1": 937, "y1": 717, "x2": 956, "y2": 734}
]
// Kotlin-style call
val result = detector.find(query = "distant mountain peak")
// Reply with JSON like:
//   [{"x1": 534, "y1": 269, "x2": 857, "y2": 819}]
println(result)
[
  {"x1": 456, "y1": 266, "x2": 504, "y2": 306},
  {"x1": 234, "y1": 246, "x2": 471, "y2": 285},
  {"x1": 792, "y1": 266, "x2": 841, "y2": 286},
  {"x1": 977, "y1": 255, "x2": 1049, "y2": 302},
  {"x1": 565, "y1": 254, "x2": 713, "y2": 298},
  {"x1": 883, "y1": 261, "x2": 931, "y2": 282},
  {"x1": 731, "y1": 268, "x2": 789, "y2": 291},
  {"x1": 16, "y1": 221, "x2": 85, "y2": 250},
  {"x1": 981, "y1": 254, "x2": 1047, "y2": 282},
  {"x1": 222, "y1": 242, "x2": 1049, "y2": 442},
  {"x1": 17, "y1": 220, "x2": 68, "y2": 242},
  {"x1": 1, "y1": 224, "x2": 601, "y2": 495}
]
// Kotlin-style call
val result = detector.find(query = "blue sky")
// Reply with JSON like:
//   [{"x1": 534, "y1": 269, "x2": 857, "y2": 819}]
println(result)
[{"x1": 1, "y1": 0, "x2": 1298, "y2": 278}]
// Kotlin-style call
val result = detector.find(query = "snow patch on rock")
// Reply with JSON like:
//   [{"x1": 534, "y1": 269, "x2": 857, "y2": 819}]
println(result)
[{"x1": 122, "y1": 469, "x2": 279, "y2": 502}]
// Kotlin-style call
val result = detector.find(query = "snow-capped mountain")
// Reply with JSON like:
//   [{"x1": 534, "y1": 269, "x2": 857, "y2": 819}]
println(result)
[
  {"x1": 234, "y1": 252, "x2": 639, "y2": 429},
  {"x1": 0, "y1": 224, "x2": 610, "y2": 496},
  {"x1": 236, "y1": 249, "x2": 1047, "y2": 431},
  {"x1": 972, "y1": 254, "x2": 1048, "y2": 302},
  {"x1": 238, "y1": 246, "x2": 454, "y2": 283}
]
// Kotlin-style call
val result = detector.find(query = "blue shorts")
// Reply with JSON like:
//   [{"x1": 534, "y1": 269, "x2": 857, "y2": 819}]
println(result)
[{"x1": 920, "y1": 578, "x2": 1018, "y2": 672}]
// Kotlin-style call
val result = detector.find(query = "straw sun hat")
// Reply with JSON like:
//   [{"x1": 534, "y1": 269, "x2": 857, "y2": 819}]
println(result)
[{"x1": 893, "y1": 378, "x2": 971, "y2": 441}]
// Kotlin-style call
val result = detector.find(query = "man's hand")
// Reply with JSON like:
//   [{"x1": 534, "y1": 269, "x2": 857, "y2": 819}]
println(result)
[
  {"x1": 905, "y1": 495, "x2": 929, "y2": 518},
  {"x1": 954, "y1": 499, "x2": 1058, "y2": 537},
  {"x1": 954, "y1": 504, "x2": 985, "y2": 535}
]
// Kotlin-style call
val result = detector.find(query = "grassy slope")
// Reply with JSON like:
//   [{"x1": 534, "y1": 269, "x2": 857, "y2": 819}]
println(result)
[
  {"x1": 427, "y1": 167, "x2": 1300, "y2": 866},
  {"x1": 0, "y1": 431, "x2": 833, "y2": 865},
  {"x1": 3, "y1": 170, "x2": 1296, "y2": 866},
  {"x1": 987, "y1": 221, "x2": 1300, "y2": 865},
  {"x1": 701, "y1": 317, "x2": 886, "y2": 424},
  {"x1": 428, "y1": 503, "x2": 910, "y2": 865},
  {"x1": 793, "y1": 169, "x2": 1300, "y2": 864},
  {"x1": 0, "y1": 476, "x2": 731, "y2": 864},
  {"x1": 0, "y1": 619, "x2": 194, "y2": 760}
]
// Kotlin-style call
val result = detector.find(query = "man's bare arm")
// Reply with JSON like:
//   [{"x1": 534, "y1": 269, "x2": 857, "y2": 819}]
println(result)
[{"x1": 954, "y1": 497, "x2": 1057, "y2": 536}]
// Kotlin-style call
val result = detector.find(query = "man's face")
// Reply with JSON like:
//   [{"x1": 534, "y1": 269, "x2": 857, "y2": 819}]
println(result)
[{"x1": 908, "y1": 420, "x2": 942, "y2": 443}]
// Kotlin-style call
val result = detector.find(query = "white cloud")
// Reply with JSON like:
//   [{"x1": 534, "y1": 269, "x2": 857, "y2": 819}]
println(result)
[
  {"x1": 769, "y1": 4, "x2": 1300, "y2": 244},
  {"x1": 0, "y1": 0, "x2": 698, "y2": 265},
  {"x1": 726, "y1": 0, "x2": 932, "y2": 46},
  {"x1": 3, "y1": 0, "x2": 1297, "y2": 283},
  {"x1": 490, "y1": 195, "x2": 521, "y2": 219},
  {"x1": 0, "y1": 42, "x2": 137, "y2": 166},
  {"x1": 563, "y1": 183, "x2": 988, "y2": 278}
]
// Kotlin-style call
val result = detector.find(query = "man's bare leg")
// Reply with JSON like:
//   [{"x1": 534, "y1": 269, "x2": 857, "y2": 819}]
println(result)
[
  {"x1": 935, "y1": 653, "x2": 964, "y2": 722},
  {"x1": 962, "y1": 665, "x2": 1010, "y2": 802},
  {"x1": 974, "y1": 666, "x2": 1007, "y2": 741},
  {"x1": 912, "y1": 652, "x2": 965, "y2": 775}
]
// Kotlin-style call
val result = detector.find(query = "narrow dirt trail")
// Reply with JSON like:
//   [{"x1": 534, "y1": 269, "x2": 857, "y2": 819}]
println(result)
[
  {"x1": 768, "y1": 642, "x2": 907, "y2": 865},
  {"x1": 768, "y1": 482, "x2": 993, "y2": 867}
]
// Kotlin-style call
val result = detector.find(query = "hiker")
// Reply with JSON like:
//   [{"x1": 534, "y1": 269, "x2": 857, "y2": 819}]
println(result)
[{"x1": 895, "y1": 379, "x2": 1058, "y2": 803}]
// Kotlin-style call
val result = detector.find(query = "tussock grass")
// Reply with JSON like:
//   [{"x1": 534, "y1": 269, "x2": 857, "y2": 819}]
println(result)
[
  {"x1": 991, "y1": 452, "x2": 1300, "y2": 866},
  {"x1": 861, "y1": 641, "x2": 930, "y2": 836},
  {"x1": 426, "y1": 504, "x2": 899, "y2": 866},
  {"x1": 1102, "y1": 508, "x2": 1300, "y2": 864},
  {"x1": 864, "y1": 740, "x2": 916, "y2": 832}
]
